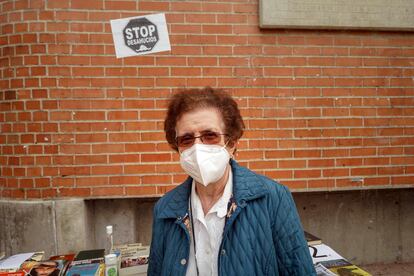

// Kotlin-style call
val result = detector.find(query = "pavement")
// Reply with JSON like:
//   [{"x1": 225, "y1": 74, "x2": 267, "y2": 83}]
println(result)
[{"x1": 360, "y1": 262, "x2": 414, "y2": 276}]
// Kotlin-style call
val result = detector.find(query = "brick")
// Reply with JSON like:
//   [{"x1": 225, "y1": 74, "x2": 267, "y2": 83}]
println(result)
[
  {"x1": 41, "y1": 188, "x2": 58, "y2": 198},
  {"x1": 124, "y1": 164, "x2": 156, "y2": 174},
  {"x1": 171, "y1": 2, "x2": 201, "y2": 11},
  {"x1": 108, "y1": 111, "x2": 138, "y2": 120},
  {"x1": 58, "y1": 56, "x2": 90, "y2": 66},
  {"x1": 92, "y1": 165, "x2": 123, "y2": 175},
  {"x1": 105, "y1": 1, "x2": 136, "y2": 10},
  {"x1": 76, "y1": 176, "x2": 109, "y2": 187},
  {"x1": 201, "y1": 2, "x2": 231, "y2": 12},
  {"x1": 294, "y1": 169, "x2": 321, "y2": 179},
  {"x1": 143, "y1": 175, "x2": 172, "y2": 184},
  {"x1": 73, "y1": 67, "x2": 104, "y2": 76},
  {"x1": 249, "y1": 160, "x2": 277, "y2": 170},
  {"x1": 323, "y1": 168, "x2": 349, "y2": 177},
  {"x1": 108, "y1": 153, "x2": 140, "y2": 164},
  {"x1": 279, "y1": 159, "x2": 306, "y2": 169},
  {"x1": 92, "y1": 144, "x2": 124, "y2": 154},
  {"x1": 309, "y1": 179, "x2": 335, "y2": 189},
  {"x1": 59, "y1": 187, "x2": 90, "y2": 197},
  {"x1": 91, "y1": 186, "x2": 124, "y2": 196},
  {"x1": 76, "y1": 133, "x2": 107, "y2": 143},
  {"x1": 217, "y1": 14, "x2": 247, "y2": 24},
  {"x1": 126, "y1": 186, "x2": 157, "y2": 196},
  {"x1": 71, "y1": 0, "x2": 103, "y2": 9},
  {"x1": 105, "y1": 67, "x2": 137, "y2": 76},
  {"x1": 56, "y1": 11, "x2": 88, "y2": 20},
  {"x1": 60, "y1": 144, "x2": 91, "y2": 154},
  {"x1": 75, "y1": 155, "x2": 107, "y2": 165},
  {"x1": 124, "y1": 78, "x2": 155, "y2": 87},
  {"x1": 139, "y1": 1, "x2": 170, "y2": 11},
  {"x1": 218, "y1": 35, "x2": 248, "y2": 45}
]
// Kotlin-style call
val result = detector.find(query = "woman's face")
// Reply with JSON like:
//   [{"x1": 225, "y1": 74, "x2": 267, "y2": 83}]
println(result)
[
  {"x1": 34, "y1": 261, "x2": 57, "y2": 276},
  {"x1": 176, "y1": 107, "x2": 231, "y2": 152}
]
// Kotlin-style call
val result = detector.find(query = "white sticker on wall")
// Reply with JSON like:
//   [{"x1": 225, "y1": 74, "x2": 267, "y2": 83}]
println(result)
[{"x1": 110, "y1": 13, "x2": 171, "y2": 58}]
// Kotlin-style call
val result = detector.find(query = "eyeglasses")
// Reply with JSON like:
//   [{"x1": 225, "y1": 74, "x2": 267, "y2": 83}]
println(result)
[{"x1": 176, "y1": 131, "x2": 228, "y2": 148}]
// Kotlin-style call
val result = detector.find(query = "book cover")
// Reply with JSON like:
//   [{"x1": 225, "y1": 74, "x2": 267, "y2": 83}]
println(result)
[
  {"x1": 49, "y1": 254, "x2": 75, "y2": 276},
  {"x1": 71, "y1": 250, "x2": 105, "y2": 267},
  {"x1": 329, "y1": 264, "x2": 372, "y2": 276},
  {"x1": 28, "y1": 260, "x2": 62, "y2": 276},
  {"x1": 305, "y1": 231, "x2": 322, "y2": 246},
  {"x1": 114, "y1": 244, "x2": 149, "y2": 276},
  {"x1": 65, "y1": 263, "x2": 101, "y2": 276},
  {"x1": 309, "y1": 244, "x2": 344, "y2": 264},
  {"x1": 317, "y1": 258, "x2": 352, "y2": 268},
  {"x1": 314, "y1": 263, "x2": 337, "y2": 276},
  {"x1": 0, "y1": 272, "x2": 25, "y2": 276},
  {"x1": 317, "y1": 258, "x2": 372, "y2": 276},
  {"x1": 0, "y1": 252, "x2": 38, "y2": 272},
  {"x1": 49, "y1": 254, "x2": 75, "y2": 262},
  {"x1": 74, "y1": 250, "x2": 104, "y2": 262}
]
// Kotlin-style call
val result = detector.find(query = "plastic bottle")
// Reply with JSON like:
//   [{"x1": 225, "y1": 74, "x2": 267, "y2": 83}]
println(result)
[
  {"x1": 106, "y1": 225, "x2": 114, "y2": 255},
  {"x1": 105, "y1": 253, "x2": 118, "y2": 276}
]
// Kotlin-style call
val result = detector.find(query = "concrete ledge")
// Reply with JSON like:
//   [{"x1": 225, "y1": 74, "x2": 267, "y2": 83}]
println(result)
[
  {"x1": 0, "y1": 198, "x2": 156, "y2": 258},
  {"x1": 295, "y1": 188, "x2": 414, "y2": 264}
]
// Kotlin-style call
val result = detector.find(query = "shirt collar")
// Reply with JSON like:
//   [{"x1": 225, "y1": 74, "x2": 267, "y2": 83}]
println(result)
[{"x1": 191, "y1": 168, "x2": 233, "y2": 220}]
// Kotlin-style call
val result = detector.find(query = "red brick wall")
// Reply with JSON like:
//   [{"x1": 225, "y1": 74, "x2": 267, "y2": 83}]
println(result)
[{"x1": 1, "y1": 0, "x2": 413, "y2": 199}]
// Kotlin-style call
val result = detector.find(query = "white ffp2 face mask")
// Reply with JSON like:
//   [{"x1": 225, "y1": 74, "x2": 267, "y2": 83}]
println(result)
[{"x1": 179, "y1": 143, "x2": 230, "y2": 186}]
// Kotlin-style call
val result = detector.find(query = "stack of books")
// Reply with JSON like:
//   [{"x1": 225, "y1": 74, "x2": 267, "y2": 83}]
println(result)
[
  {"x1": 0, "y1": 233, "x2": 372, "y2": 276},
  {"x1": 304, "y1": 231, "x2": 372, "y2": 276},
  {"x1": 0, "y1": 245, "x2": 149, "y2": 276},
  {"x1": 0, "y1": 251, "x2": 74, "y2": 276}
]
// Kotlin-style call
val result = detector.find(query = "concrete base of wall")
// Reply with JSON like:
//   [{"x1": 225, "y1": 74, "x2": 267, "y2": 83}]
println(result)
[
  {"x1": 295, "y1": 188, "x2": 414, "y2": 264},
  {"x1": 1, "y1": 188, "x2": 413, "y2": 265}
]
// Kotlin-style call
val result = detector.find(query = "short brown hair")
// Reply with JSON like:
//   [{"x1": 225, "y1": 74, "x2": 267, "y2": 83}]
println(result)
[{"x1": 164, "y1": 87, "x2": 245, "y2": 151}]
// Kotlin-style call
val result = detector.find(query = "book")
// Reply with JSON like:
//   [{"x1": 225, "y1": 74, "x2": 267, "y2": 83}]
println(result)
[
  {"x1": 71, "y1": 249, "x2": 105, "y2": 267},
  {"x1": 317, "y1": 258, "x2": 351, "y2": 268},
  {"x1": 317, "y1": 258, "x2": 372, "y2": 276},
  {"x1": 0, "y1": 252, "x2": 40, "y2": 272},
  {"x1": 114, "y1": 243, "x2": 149, "y2": 276},
  {"x1": 49, "y1": 254, "x2": 75, "y2": 262},
  {"x1": 305, "y1": 231, "x2": 322, "y2": 246},
  {"x1": 19, "y1": 252, "x2": 46, "y2": 275},
  {"x1": 49, "y1": 254, "x2": 75, "y2": 276},
  {"x1": 329, "y1": 264, "x2": 372, "y2": 276},
  {"x1": 314, "y1": 263, "x2": 337, "y2": 276},
  {"x1": 73, "y1": 249, "x2": 105, "y2": 262},
  {"x1": 0, "y1": 272, "x2": 25, "y2": 276},
  {"x1": 28, "y1": 260, "x2": 62, "y2": 276},
  {"x1": 309, "y1": 244, "x2": 344, "y2": 264},
  {"x1": 65, "y1": 263, "x2": 102, "y2": 276}
]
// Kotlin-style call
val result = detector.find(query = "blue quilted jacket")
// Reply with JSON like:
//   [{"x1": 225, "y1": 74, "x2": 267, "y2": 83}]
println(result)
[{"x1": 148, "y1": 160, "x2": 316, "y2": 276}]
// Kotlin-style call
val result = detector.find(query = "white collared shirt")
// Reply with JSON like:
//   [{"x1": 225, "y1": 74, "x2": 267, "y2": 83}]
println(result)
[{"x1": 186, "y1": 169, "x2": 233, "y2": 276}]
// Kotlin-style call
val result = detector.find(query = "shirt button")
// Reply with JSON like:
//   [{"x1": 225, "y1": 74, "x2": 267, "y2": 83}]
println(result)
[
  {"x1": 221, "y1": 249, "x2": 226, "y2": 255},
  {"x1": 180, "y1": 258, "x2": 187, "y2": 265}
]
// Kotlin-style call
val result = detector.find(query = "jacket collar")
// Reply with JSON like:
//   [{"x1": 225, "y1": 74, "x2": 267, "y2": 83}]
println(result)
[{"x1": 157, "y1": 160, "x2": 268, "y2": 219}]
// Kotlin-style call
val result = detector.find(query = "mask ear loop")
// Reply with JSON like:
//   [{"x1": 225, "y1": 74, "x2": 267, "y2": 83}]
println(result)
[{"x1": 223, "y1": 137, "x2": 236, "y2": 159}]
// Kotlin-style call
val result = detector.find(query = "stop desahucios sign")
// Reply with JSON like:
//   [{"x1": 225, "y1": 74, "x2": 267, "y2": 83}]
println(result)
[{"x1": 123, "y1": 17, "x2": 159, "y2": 53}]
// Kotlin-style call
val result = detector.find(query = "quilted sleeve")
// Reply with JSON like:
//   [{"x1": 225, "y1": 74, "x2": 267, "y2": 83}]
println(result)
[
  {"x1": 271, "y1": 185, "x2": 316, "y2": 276},
  {"x1": 147, "y1": 203, "x2": 164, "y2": 276}
]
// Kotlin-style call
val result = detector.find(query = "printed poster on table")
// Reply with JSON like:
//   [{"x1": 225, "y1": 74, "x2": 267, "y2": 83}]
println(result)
[
  {"x1": 308, "y1": 244, "x2": 344, "y2": 264},
  {"x1": 110, "y1": 13, "x2": 171, "y2": 58}
]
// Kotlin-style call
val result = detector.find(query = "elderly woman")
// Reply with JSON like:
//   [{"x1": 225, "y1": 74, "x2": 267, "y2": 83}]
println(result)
[{"x1": 148, "y1": 87, "x2": 315, "y2": 276}]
